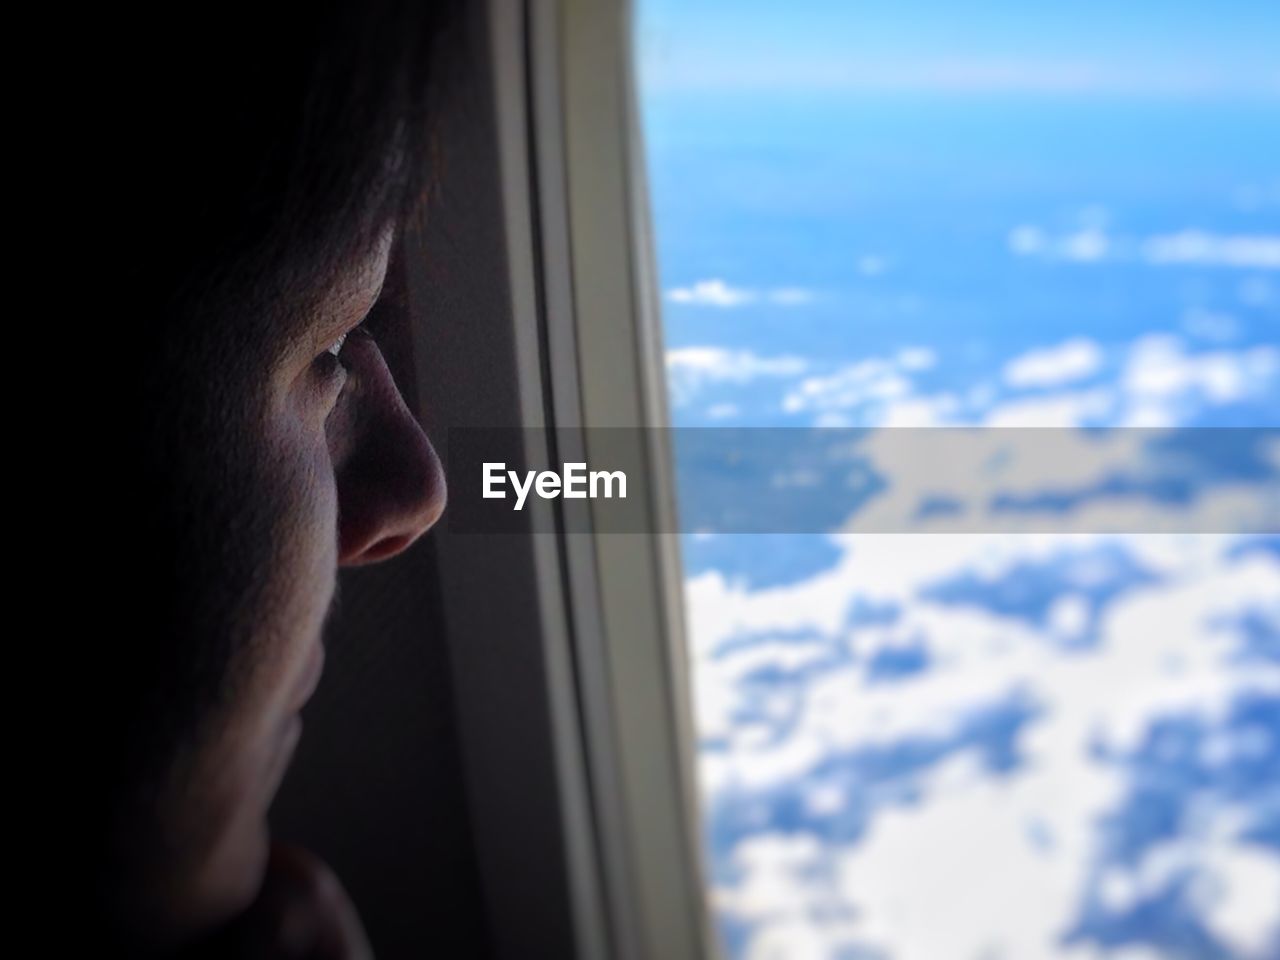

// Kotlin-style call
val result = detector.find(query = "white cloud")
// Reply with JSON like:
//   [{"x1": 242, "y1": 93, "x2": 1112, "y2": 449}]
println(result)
[
  {"x1": 767, "y1": 287, "x2": 815, "y2": 305},
  {"x1": 778, "y1": 348, "x2": 942, "y2": 419},
  {"x1": 1183, "y1": 308, "x2": 1241, "y2": 343},
  {"x1": 1059, "y1": 227, "x2": 1110, "y2": 263},
  {"x1": 1010, "y1": 224, "x2": 1111, "y2": 262},
  {"x1": 666, "y1": 347, "x2": 808, "y2": 405},
  {"x1": 784, "y1": 359, "x2": 912, "y2": 415},
  {"x1": 688, "y1": 533, "x2": 1280, "y2": 959},
  {"x1": 1121, "y1": 335, "x2": 1279, "y2": 407},
  {"x1": 712, "y1": 832, "x2": 864, "y2": 960},
  {"x1": 956, "y1": 334, "x2": 1279, "y2": 428},
  {"x1": 1008, "y1": 225, "x2": 1280, "y2": 271},
  {"x1": 896, "y1": 346, "x2": 937, "y2": 371},
  {"x1": 857, "y1": 255, "x2": 888, "y2": 277},
  {"x1": 1009, "y1": 225, "x2": 1046, "y2": 256},
  {"x1": 1004, "y1": 338, "x2": 1105, "y2": 389},
  {"x1": 876, "y1": 394, "x2": 960, "y2": 427},
  {"x1": 666, "y1": 279, "x2": 818, "y2": 307},
  {"x1": 671, "y1": 324, "x2": 1280, "y2": 956},
  {"x1": 1198, "y1": 843, "x2": 1280, "y2": 959},
  {"x1": 783, "y1": 350, "x2": 940, "y2": 421},
  {"x1": 984, "y1": 388, "x2": 1114, "y2": 427},
  {"x1": 667, "y1": 347, "x2": 807, "y2": 381},
  {"x1": 1142, "y1": 231, "x2": 1280, "y2": 270},
  {"x1": 775, "y1": 331, "x2": 1277, "y2": 430},
  {"x1": 773, "y1": 331, "x2": 1273, "y2": 431},
  {"x1": 667, "y1": 278, "x2": 757, "y2": 307}
]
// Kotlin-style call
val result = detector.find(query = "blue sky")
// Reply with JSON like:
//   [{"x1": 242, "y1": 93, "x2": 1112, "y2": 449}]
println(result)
[
  {"x1": 637, "y1": 0, "x2": 1280, "y2": 97},
  {"x1": 637, "y1": 3, "x2": 1280, "y2": 958}
]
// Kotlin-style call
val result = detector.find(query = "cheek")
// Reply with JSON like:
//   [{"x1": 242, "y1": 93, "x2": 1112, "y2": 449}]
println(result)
[
  {"x1": 264, "y1": 394, "x2": 343, "y2": 644},
  {"x1": 185, "y1": 417, "x2": 339, "y2": 909}
]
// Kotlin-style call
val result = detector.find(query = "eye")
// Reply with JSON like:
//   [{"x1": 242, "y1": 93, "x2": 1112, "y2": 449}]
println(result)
[
  {"x1": 312, "y1": 325, "x2": 358, "y2": 394},
  {"x1": 326, "y1": 330, "x2": 350, "y2": 359},
  {"x1": 318, "y1": 319, "x2": 367, "y2": 372},
  {"x1": 312, "y1": 312, "x2": 381, "y2": 403},
  {"x1": 326, "y1": 309, "x2": 383, "y2": 366}
]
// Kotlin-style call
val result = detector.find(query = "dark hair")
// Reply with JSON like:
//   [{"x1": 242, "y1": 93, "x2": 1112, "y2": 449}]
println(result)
[
  {"x1": 108, "y1": 2, "x2": 456, "y2": 346},
  {"x1": 87, "y1": 0, "x2": 458, "y2": 929}
]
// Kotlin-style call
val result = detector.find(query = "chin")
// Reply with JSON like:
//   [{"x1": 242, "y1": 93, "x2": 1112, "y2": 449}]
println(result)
[
  {"x1": 208, "y1": 712, "x2": 306, "y2": 907},
  {"x1": 172, "y1": 727, "x2": 298, "y2": 942},
  {"x1": 192, "y1": 817, "x2": 274, "y2": 939},
  {"x1": 134, "y1": 811, "x2": 269, "y2": 951}
]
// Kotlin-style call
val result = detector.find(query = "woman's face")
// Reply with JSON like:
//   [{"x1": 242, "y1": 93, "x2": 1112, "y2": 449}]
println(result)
[{"x1": 143, "y1": 225, "x2": 446, "y2": 944}]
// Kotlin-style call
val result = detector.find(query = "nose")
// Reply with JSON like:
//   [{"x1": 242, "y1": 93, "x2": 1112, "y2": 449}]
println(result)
[{"x1": 333, "y1": 334, "x2": 446, "y2": 566}]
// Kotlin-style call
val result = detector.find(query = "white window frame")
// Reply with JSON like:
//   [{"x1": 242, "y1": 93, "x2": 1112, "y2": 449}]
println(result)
[{"x1": 424, "y1": 2, "x2": 715, "y2": 958}]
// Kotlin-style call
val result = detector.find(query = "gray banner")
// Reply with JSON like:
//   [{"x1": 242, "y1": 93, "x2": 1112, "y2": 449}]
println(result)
[{"x1": 444, "y1": 427, "x2": 1280, "y2": 534}]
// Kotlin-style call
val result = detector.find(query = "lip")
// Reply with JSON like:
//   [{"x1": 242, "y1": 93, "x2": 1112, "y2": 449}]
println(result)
[{"x1": 289, "y1": 641, "x2": 326, "y2": 712}]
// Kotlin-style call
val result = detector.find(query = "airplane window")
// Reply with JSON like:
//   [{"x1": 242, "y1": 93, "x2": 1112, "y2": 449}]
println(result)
[{"x1": 635, "y1": 3, "x2": 1280, "y2": 958}]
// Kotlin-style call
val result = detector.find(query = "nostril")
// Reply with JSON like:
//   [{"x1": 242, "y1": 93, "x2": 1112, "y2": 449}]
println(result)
[
  {"x1": 353, "y1": 533, "x2": 415, "y2": 565},
  {"x1": 336, "y1": 432, "x2": 447, "y2": 566}
]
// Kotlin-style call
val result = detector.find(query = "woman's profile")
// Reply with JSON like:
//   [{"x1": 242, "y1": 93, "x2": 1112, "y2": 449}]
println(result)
[{"x1": 87, "y1": 3, "x2": 458, "y2": 955}]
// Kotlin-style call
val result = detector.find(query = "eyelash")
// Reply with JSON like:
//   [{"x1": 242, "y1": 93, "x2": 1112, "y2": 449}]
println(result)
[
  {"x1": 327, "y1": 330, "x2": 351, "y2": 358},
  {"x1": 314, "y1": 282, "x2": 399, "y2": 390},
  {"x1": 316, "y1": 315, "x2": 374, "y2": 381}
]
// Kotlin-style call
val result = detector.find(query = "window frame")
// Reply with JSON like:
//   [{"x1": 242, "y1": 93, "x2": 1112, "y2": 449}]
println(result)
[{"x1": 411, "y1": 1, "x2": 714, "y2": 958}]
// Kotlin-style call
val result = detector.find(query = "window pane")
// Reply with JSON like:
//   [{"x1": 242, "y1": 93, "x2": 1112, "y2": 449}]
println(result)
[{"x1": 636, "y1": 3, "x2": 1280, "y2": 958}]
